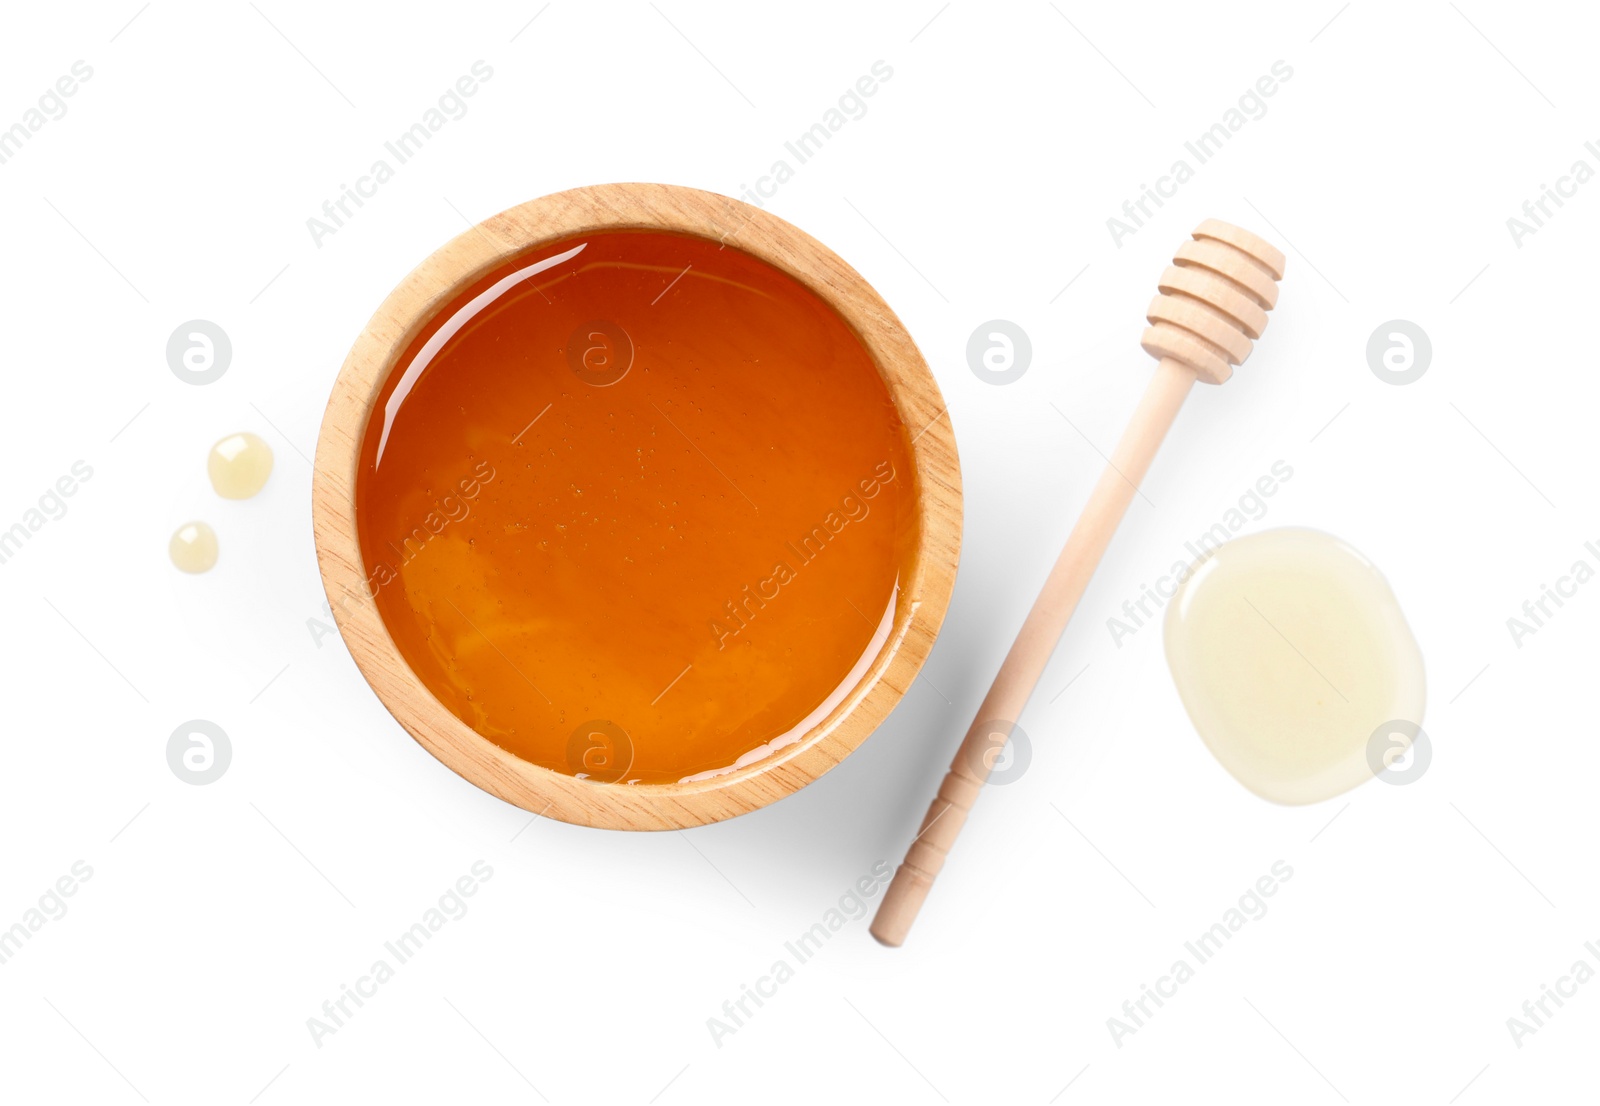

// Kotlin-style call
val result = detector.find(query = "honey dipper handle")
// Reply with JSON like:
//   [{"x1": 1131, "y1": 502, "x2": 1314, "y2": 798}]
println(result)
[{"x1": 871, "y1": 359, "x2": 1198, "y2": 947}]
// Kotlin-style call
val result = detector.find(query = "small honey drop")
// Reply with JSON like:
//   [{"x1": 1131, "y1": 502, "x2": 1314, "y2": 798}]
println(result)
[
  {"x1": 1164, "y1": 527, "x2": 1426, "y2": 805},
  {"x1": 170, "y1": 521, "x2": 219, "y2": 573},
  {"x1": 208, "y1": 431, "x2": 274, "y2": 499}
]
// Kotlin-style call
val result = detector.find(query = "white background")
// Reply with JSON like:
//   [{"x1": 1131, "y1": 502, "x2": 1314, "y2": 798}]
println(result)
[{"x1": 0, "y1": 1, "x2": 1594, "y2": 1102}]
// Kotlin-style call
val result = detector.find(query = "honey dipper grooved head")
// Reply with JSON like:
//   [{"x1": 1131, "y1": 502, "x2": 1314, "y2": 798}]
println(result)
[{"x1": 1141, "y1": 219, "x2": 1287, "y2": 384}]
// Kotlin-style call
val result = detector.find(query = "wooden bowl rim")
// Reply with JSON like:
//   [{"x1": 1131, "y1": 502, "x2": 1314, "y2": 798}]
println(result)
[{"x1": 311, "y1": 182, "x2": 961, "y2": 830}]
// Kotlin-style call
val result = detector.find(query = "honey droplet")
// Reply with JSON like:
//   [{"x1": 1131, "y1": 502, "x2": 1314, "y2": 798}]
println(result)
[
  {"x1": 208, "y1": 431, "x2": 274, "y2": 499},
  {"x1": 1164, "y1": 528, "x2": 1426, "y2": 805},
  {"x1": 170, "y1": 521, "x2": 219, "y2": 573}
]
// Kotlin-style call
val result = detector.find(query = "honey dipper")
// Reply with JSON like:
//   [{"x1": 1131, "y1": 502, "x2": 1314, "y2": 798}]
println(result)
[{"x1": 871, "y1": 219, "x2": 1287, "y2": 947}]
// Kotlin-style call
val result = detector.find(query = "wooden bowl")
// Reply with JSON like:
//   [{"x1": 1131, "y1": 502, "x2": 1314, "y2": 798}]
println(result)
[{"x1": 312, "y1": 183, "x2": 960, "y2": 829}]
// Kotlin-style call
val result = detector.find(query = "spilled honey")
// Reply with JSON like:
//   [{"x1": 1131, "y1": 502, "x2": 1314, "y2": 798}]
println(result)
[
  {"x1": 209, "y1": 432, "x2": 274, "y2": 499},
  {"x1": 1164, "y1": 527, "x2": 1426, "y2": 804},
  {"x1": 170, "y1": 521, "x2": 218, "y2": 573},
  {"x1": 355, "y1": 230, "x2": 917, "y2": 784}
]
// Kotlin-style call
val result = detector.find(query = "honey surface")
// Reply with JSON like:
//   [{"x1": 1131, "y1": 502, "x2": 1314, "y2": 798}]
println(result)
[{"x1": 356, "y1": 230, "x2": 916, "y2": 783}]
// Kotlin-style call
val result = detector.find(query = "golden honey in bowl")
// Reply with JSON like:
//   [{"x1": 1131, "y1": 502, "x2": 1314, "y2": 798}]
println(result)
[{"x1": 355, "y1": 230, "x2": 917, "y2": 784}]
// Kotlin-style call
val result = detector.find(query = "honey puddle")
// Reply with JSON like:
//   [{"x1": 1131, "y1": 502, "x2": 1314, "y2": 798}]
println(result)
[
  {"x1": 356, "y1": 230, "x2": 917, "y2": 784},
  {"x1": 1163, "y1": 527, "x2": 1426, "y2": 804}
]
